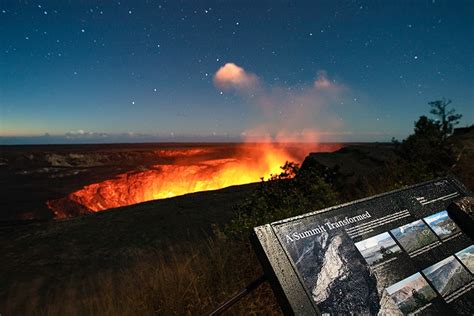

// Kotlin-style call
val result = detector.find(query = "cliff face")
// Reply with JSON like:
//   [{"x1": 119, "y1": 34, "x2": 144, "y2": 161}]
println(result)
[{"x1": 300, "y1": 143, "x2": 398, "y2": 200}]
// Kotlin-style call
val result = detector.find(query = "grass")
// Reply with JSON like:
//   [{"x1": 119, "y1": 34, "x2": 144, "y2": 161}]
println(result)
[{"x1": 2, "y1": 232, "x2": 281, "y2": 315}]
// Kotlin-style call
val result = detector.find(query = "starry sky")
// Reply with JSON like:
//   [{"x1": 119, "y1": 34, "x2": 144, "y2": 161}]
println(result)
[{"x1": 1, "y1": 1, "x2": 473, "y2": 144}]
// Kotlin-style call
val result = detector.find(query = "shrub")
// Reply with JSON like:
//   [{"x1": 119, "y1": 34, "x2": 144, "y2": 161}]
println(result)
[{"x1": 226, "y1": 162, "x2": 339, "y2": 238}]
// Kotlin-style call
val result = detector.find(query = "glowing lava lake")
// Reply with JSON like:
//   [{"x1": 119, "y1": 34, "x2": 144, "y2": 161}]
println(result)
[{"x1": 46, "y1": 143, "x2": 341, "y2": 218}]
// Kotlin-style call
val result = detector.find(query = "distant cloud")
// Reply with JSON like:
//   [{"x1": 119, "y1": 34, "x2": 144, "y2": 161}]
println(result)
[
  {"x1": 213, "y1": 63, "x2": 259, "y2": 91},
  {"x1": 65, "y1": 130, "x2": 108, "y2": 139},
  {"x1": 66, "y1": 129, "x2": 87, "y2": 135},
  {"x1": 0, "y1": 132, "x2": 243, "y2": 145}
]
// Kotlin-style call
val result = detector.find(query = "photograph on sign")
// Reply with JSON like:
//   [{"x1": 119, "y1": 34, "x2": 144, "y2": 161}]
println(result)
[
  {"x1": 390, "y1": 220, "x2": 438, "y2": 254},
  {"x1": 424, "y1": 211, "x2": 462, "y2": 240},
  {"x1": 385, "y1": 272, "x2": 437, "y2": 314},
  {"x1": 355, "y1": 232, "x2": 402, "y2": 266},
  {"x1": 422, "y1": 256, "x2": 473, "y2": 298},
  {"x1": 455, "y1": 245, "x2": 474, "y2": 273}
]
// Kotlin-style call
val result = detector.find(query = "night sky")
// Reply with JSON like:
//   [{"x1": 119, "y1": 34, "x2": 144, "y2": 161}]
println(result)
[{"x1": 1, "y1": 1, "x2": 473, "y2": 144}]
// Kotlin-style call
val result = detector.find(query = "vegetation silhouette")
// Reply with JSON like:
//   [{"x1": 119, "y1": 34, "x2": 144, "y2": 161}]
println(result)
[
  {"x1": 429, "y1": 98, "x2": 462, "y2": 140},
  {"x1": 393, "y1": 98, "x2": 465, "y2": 184}
]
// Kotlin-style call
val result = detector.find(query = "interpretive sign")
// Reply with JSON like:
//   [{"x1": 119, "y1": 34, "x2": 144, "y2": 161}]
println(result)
[{"x1": 251, "y1": 176, "x2": 473, "y2": 315}]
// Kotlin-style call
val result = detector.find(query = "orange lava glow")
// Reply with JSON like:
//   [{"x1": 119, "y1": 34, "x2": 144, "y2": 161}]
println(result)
[{"x1": 47, "y1": 143, "x2": 341, "y2": 217}]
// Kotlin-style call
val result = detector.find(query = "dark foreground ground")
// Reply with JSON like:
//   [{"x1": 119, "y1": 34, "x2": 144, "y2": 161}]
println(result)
[{"x1": 0, "y1": 183, "x2": 257, "y2": 308}]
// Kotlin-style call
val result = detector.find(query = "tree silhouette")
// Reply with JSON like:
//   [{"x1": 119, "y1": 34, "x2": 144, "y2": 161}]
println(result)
[
  {"x1": 413, "y1": 115, "x2": 443, "y2": 141},
  {"x1": 393, "y1": 98, "x2": 464, "y2": 182},
  {"x1": 428, "y1": 98, "x2": 462, "y2": 139}
]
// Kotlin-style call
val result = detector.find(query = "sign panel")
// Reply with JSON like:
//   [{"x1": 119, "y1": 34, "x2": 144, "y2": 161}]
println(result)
[{"x1": 252, "y1": 177, "x2": 473, "y2": 315}]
